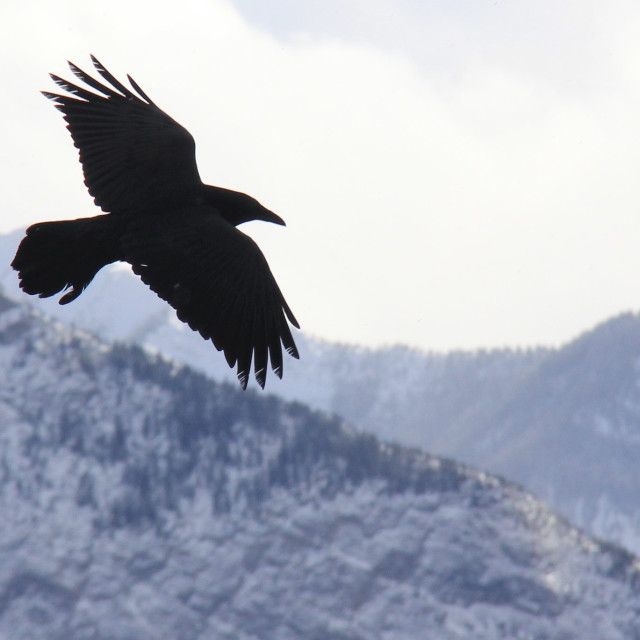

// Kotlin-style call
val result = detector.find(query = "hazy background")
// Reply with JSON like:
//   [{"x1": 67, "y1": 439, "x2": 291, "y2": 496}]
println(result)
[{"x1": 2, "y1": 0, "x2": 640, "y2": 352}]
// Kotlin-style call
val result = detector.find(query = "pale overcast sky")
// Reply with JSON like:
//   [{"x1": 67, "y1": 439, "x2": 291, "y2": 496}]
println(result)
[{"x1": 2, "y1": 0, "x2": 640, "y2": 351}]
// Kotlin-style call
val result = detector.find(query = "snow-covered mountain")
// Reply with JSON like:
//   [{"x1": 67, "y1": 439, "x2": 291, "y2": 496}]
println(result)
[
  {"x1": 1, "y1": 291, "x2": 640, "y2": 639},
  {"x1": 2, "y1": 230, "x2": 640, "y2": 556}
]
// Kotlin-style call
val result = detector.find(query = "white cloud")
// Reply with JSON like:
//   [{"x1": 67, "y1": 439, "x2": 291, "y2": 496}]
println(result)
[{"x1": 3, "y1": 0, "x2": 640, "y2": 350}]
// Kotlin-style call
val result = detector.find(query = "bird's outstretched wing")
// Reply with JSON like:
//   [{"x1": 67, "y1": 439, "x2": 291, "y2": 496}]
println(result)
[
  {"x1": 121, "y1": 208, "x2": 300, "y2": 389},
  {"x1": 43, "y1": 55, "x2": 201, "y2": 214}
]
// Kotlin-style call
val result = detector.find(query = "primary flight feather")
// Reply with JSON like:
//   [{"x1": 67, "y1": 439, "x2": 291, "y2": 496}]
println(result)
[{"x1": 12, "y1": 55, "x2": 299, "y2": 389}]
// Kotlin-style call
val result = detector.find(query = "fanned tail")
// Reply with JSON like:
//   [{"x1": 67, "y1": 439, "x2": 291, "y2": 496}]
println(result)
[{"x1": 12, "y1": 215, "x2": 121, "y2": 304}]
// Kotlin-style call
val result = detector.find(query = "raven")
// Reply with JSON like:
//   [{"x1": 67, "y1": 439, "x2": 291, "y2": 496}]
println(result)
[{"x1": 12, "y1": 56, "x2": 299, "y2": 389}]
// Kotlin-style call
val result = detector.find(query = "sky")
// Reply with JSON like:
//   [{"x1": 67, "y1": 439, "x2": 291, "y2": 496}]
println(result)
[{"x1": 2, "y1": 0, "x2": 640, "y2": 352}]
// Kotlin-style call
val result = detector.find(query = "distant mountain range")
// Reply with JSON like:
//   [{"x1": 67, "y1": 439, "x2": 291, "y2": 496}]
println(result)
[
  {"x1": 1, "y1": 291, "x2": 639, "y2": 639},
  {"x1": 2, "y1": 230, "x2": 640, "y2": 558}
]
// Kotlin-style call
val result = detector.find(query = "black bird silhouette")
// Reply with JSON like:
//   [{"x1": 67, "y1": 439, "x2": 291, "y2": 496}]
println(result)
[{"x1": 12, "y1": 55, "x2": 299, "y2": 389}]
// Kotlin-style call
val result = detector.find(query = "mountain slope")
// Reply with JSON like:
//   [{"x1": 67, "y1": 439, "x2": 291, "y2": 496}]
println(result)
[
  {"x1": 2, "y1": 231, "x2": 640, "y2": 556},
  {"x1": 0, "y1": 292, "x2": 640, "y2": 639}
]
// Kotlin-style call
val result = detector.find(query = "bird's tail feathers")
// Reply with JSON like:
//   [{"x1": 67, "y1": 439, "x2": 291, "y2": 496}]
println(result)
[{"x1": 11, "y1": 215, "x2": 120, "y2": 304}]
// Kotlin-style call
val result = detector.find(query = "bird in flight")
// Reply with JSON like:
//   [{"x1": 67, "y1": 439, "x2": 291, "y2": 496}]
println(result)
[{"x1": 12, "y1": 55, "x2": 299, "y2": 389}]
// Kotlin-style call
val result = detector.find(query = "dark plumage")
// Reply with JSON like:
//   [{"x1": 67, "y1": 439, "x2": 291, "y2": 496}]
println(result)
[{"x1": 12, "y1": 55, "x2": 299, "y2": 389}]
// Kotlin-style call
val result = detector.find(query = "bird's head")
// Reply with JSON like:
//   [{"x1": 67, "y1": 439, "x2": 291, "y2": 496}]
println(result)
[{"x1": 204, "y1": 185, "x2": 285, "y2": 227}]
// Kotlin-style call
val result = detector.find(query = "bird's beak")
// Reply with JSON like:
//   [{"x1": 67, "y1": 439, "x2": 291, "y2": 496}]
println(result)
[{"x1": 260, "y1": 208, "x2": 286, "y2": 226}]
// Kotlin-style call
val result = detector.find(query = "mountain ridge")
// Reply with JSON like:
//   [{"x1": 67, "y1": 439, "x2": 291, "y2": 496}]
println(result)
[
  {"x1": 1, "y1": 291, "x2": 640, "y2": 638},
  {"x1": 2, "y1": 230, "x2": 640, "y2": 557}
]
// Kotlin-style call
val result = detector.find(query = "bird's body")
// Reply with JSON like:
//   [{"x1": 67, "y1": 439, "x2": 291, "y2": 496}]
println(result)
[{"x1": 12, "y1": 56, "x2": 299, "y2": 389}]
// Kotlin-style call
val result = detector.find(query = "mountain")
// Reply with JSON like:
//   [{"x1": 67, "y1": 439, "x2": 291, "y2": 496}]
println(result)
[
  {"x1": 2, "y1": 231, "x2": 640, "y2": 555},
  {"x1": 1, "y1": 291, "x2": 640, "y2": 639},
  {"x1": 315, "y1": 314, "x2": 640, "y2": 556}
]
